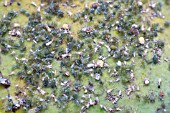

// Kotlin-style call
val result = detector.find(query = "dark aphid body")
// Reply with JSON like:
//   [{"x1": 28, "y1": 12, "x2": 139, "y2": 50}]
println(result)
[
  {"x1": 153, "y1": 54, "x2": 159, "y2": 64},
  {"x1": 17, "y1": 2, "x2": 21, "y2": 6}
]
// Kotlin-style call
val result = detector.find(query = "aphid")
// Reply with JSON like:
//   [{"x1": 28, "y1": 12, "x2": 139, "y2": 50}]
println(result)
[
  {"x1": 37, "y1": 6, "x2": 41, "y2": 12},
  {"x1": 164, "y1": 58, "x2": 169, "y2": 62},
  {"x1": 136, "y1": 86, "x2": 140, "y2": 91},
  {"x1": 46, "y1": 39, "x2": 53, "y2": 46},
  {"x1": 9, "y1": 29, "x2": 21, "y2": 36},
  {"x1": 70, "y1": 4, "x2": 77, "y2": 8},
  {"x1": 115, "y1": 77, "x2": 120, "y2": 82},
  {"x1": 81, "y1": 106, "x2": 85, "y2": 110},
  {"x1": 105, "y1": 45, "x2": 111, "y2": 52},
  {"x1": 67, "y1": 11, "x2": 73, "y2": 16},
  {"x1": 95, "y1": 73, "x2": 100, "y2": 80},
  {"x1": 153, "y1": 54, "x2": 159, "y2": 64},
  {"x1": 159, "y1": 91, "x2": 164, "y2": 100},
  {"x1": 64, "y1": 72, "x2": 70, "y2": 77},
  {"x1": 116, "y1": 61, "x2": 122, "y2": 67},
  {"x1": 100, "y1": 104, "x2": 108, "y2": 111},
  {"x1": 37, "y1": 87, "x2": 46, "y2": 95},
  {"x1": 87, "y1": 63, "x2": 94, "y2": 68},
  {"x1": 158, "y1": 78, "x2": 161, "y2": 88},
  {"x1": 95, "y1": 97, "x2": 99, "y2": 103},
  {"x1": 4, "y1": 1, "x2": 8, "y2": 7},
  {"x1": 31, "y1": 1, "x2": 37, "y2": 7},
  {"x1": 9, "y1": 0, "x2": 14, "y2": 5},
  {"x1": 107, "y1": 89, "x2": 113, "y2": 93},
  {"x1": 138, "y1": 37, "x2": 145, "y2": 45},
  {"x1": 12, "y1": 103, "x2": 20, "y2": 112},
  {"x1": 96, "y1": 60, "x2": 104, "y2": 68},
  {"x1": 149, "y1": 91, "x2": 155, "y2": 103},
  {"x1": 62, "y1": 24, "x2": 70, "y2": 30},
  {"x1": 91, "y1": 3, "x2": 98, "y2": 9},
  {"x1": 109, "y1": 108, "x2": 121, "y2": 112},
  {"x1": 118, "y1": 90, "x2": 122, "y2": 97},
  {"x1": 0, "y1": 77, "x2": 11, "y2": 88},
  {"x1": 130, "y1": 71, "x2": 135, "y2": 80},
  {"x1": 130, "y1": 27, "x2": 139, "y2": 35},
  {"x1": 17, "y1": 2, "x2": 21, "y2": 6},
  {"x1": 144, "y1": 78, "x2": 150, "y2": 85},
  {"x1": 137, "y1": 1, "x2": 143, "y2": 6},
  {"x1": 126, "y1": 86, "x2": 132, "y2": 96}
]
